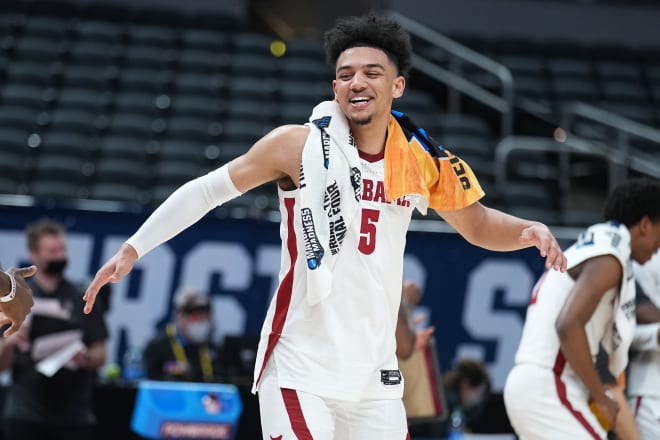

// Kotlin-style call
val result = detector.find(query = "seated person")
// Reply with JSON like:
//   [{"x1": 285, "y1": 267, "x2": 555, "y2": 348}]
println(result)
[{"x1": 143, "y1": 287, "x2": 222, "y2": 382}]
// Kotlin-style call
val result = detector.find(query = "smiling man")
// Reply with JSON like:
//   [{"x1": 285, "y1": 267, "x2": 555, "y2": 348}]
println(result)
[{"x1": 84, "y1": 14, "x2": 566, "y2": 439}]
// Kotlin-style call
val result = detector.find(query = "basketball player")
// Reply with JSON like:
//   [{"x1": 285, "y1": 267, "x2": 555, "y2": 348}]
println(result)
[
  {"x1": 504, "y1": 178, "x2": 660, "y2": 440},
  {"x1": 84, "y1": 15, "x2": 566, "y2": 439},
  {"x1": 628, "y1": 252, "x2": 660, "y2": 440}
]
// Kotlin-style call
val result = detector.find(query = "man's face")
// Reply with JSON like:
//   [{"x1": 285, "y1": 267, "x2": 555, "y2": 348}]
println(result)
[
  {"x1": 30, "y1": 233, "x2": 67, "y2": 269},
  {"x1": 332, "y1": 46, "x2": 405, "y2": 127},
  {"x1": 632, "y1": 218, "x2": 660, "y2": 264}
]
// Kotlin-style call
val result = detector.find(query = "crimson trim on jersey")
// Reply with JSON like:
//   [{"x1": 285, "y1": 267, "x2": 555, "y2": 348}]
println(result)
[
  {"x1": 281, "y1": 388, "x2": 313, "y2": 440},
  {"x1": 358, "y1": 149, "x2": 385, "y2": 162},
  {"x1": 255, "y1": 197, "x2": 298, "y2": 387},
  {"x1": 423, "y1": 345, "x2": 442, "y2": 415},
  {"x1": 633, "y1": 396, "x2": 643, "y2": 417},
  {"x1": 552, "y1": 351, "x2": 602, "y2": 439}
]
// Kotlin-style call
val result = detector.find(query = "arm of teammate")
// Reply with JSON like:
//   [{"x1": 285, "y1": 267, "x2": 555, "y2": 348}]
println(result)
[
  {"x1": 84, "y1": 125, "x2": 308, "y2": 313},
  {"x1": 631, "y1": 323, "x2": 660, "y2": 352},
  {"x1": 555, "y1": 255, "x2": 622, "y2": 429},
  {"x1": 0, "y1": 266, "x2": 37, "y2": 337},
  {"x1": 437, "y1": 202, "x2": 567, "y2": 272}
]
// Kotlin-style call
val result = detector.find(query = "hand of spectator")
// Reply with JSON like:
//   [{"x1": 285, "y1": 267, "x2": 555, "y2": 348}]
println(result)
[
  {"x1": 414, "y1": 326, "x2": 435, "y2": 351},
  {"x1": 84, "y1": 243, "x2": 138, "y2": 314},
  {"x1": 519, "y1": 223, "x2": 567, "y2": 272},
  {"x1": 0, "y1": 266, "x2": 37, "y2": 337}
]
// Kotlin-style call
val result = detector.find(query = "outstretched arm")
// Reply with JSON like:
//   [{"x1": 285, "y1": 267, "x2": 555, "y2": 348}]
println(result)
[
  {"x1": 437, "y1": 202, "x2": 567, "y2": 272},
  {"x1": 84, "y1": 125, "x2": 309, "y2": 313}
]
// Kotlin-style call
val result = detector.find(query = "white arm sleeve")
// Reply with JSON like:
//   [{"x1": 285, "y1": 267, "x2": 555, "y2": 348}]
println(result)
[
  {"x1": 126, "y1": 165, "x2": 242, "y2": 258},
  {"x1": 631, "y1": 323, "x2": 660, "y2": 352}
]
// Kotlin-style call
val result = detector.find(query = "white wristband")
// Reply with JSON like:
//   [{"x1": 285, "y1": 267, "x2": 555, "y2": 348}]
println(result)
[{"x1": 0, "y1": 271, "x2": 16, "y2": 303}]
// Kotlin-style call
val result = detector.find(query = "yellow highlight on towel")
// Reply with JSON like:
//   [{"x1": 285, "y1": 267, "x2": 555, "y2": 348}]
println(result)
[
  {"x1": 270, "y1": 40, "x2": 286, "y2": 57},
  {"x1": 589, "y1": 400, "x2": 613, "y2": 432}
]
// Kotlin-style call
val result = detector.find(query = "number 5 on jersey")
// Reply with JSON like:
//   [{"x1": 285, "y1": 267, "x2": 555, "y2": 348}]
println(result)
[{"x1": 358, "y1": 208, "x2": 380, "y2": 255}]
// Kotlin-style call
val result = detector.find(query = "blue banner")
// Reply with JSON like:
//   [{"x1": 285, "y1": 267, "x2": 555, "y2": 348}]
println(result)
[{"x1": 0, "y1": 204, "x2": 573, "y2": 390}]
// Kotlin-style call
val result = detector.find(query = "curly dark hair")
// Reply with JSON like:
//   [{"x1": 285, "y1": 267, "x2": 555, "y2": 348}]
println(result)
[
  {"x1": 323, "y1": 14, "x2": 412, "y2": 78},
  {"x1": 604, "y1": 178, "x2": 660, "y2": 227}
]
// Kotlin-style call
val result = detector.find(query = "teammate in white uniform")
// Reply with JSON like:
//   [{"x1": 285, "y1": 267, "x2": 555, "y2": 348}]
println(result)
[
  {"x1": 504, "y1": 179, "x2": 660, "y2": 440},
  {"x1": 84, "y1": 14, "x2": 567, "y2": 440},
  {"x1": 629, "y1": 252, "x2": 660, "y2": 440}
]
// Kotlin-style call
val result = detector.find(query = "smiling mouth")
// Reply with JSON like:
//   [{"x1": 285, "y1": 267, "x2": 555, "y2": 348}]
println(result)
[{"x1": 349, "y1": 97, "x2": 371, "y2": 109}]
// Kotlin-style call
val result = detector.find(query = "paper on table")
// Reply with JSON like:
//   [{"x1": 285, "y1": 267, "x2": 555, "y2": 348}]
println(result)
[
  {"x1": 32, "y1": 329, "x2": 83, "y2": 361},
  {"x1": 35, "y1": 339, "x2": 85, "y2": 377}
]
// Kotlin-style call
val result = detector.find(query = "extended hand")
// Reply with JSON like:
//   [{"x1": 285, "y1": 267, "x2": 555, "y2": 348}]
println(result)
[
  {"x1": 84, "y1": 244, "x2": 138, "y2": 314},
  {"x1": 519, "y1": 223, "x2": 567, "y2": 272},
  {"x1": 1, "y1": 266, "x2": 37, "y2": 337}
]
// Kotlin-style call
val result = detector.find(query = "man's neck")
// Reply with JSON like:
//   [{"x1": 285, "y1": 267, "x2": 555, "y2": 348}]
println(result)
[
  {"x1": 350, "y1": 114, "x2": 390, "y2": 155},
  {"x1": 35, "y1": 273, "x2": 61, "y2": 293}
]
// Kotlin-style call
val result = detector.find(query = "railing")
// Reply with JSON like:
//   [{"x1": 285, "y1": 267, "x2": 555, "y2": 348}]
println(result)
[
  {"x1": 494, "y1": 134, "x2": 660, "y2": 195},
  {"x1": 388, "y1": 10, "x2": 515, "y2": 136},
  {"x1": 559, "y1": 102, "x2": 660, "y2": 184}
]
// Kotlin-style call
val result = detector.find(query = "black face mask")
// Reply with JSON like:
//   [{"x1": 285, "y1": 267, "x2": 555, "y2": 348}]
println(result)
[{"x1": 43, "y1": 259, "x2": 68, "y2": 275}]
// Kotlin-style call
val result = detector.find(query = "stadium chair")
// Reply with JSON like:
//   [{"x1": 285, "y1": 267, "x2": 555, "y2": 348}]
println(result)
[
  {"x1": 119, "y1": 67, "x2": 173, "y2": 93},
  {"x1": 0, "y1": 127, "x2": 32, "y2": 153},
  {"x1": 23, "y1": 15, "x2": 70, "y2": 40},
  {"x1": 0, "y1": 177, "x2": 18, "y2": 195},
  {"x1": 113, "y1": 92, "x2": 159, "y2": 115},
  {"x1": 48, "y1": 107, "x2": 98, "y2": 134},
  {"x1": 56, "y1": 87, "x2": 111, "y2": 112},
  {"x1": 158, "y1": 138, "x2": 208, "y2": 162},
  {"x1": 154, "y1": 159, "x2": 204, "y2": 186},
  {"x1": 279, "y1": 79, "x2": 331, "y2": 105},
  {"x1": 594, "y1": 61, "x2": 641, "y2": 82},
  {"x1": 174, "y1": 72, "x2": 227, "y2": 98},
  {"x1": 601, "y1": 80, "x2": 648, "y2": 103},
  {"x1": 546, "y1": 58, "x2": 592, "y2": 78},
  {"x1": 0, "y1": 105, "x2": 38, "y2": 132},
  {"x1": 5, "y1": 60, "x2": 57, "y2": 87},
  {"x1": 231, "y1": 33, "x2": 273, "y2": 56},
  {"x1": 38, "y1": 130, "x2": 92, "y2": 157},
  {"x1": 1, "y1": 83, "x2": 50, "y2": 108},
  {"x1": 231, "y1": 53, "x2": 282, "y2": 77},
  {"x1": 551, "y1": 77, "x2": 599, "y2": 102},
  {"x1": 123, "y1": 45, "x2": 175, "y2": 70},
  {"x1": 499, "y1": 55, "x2": 545, "y2": 77},
  {"x1": 128, "y1": 24, "x2": 178, "y2": 48},
  {"x1": 166, "y1": 115, "x2": 216, "y2": 142},
  {"x1": 99, "y1": 134, "x2": 149, "y2": 160},
  {"x1": 227, "y1": 77, "x2": 279, "y2": 100},
  {"x1": 107, "y1": 113, "x2": 159, "y2": 138},
  {"x1": 512, "y1": 75, "x2": 551, "y2": 101},
  {"x1": 94, "y1": 157, "x2": 150, "y2": 187},
  {"x1": 29, "y1": 180, "x2": 81, "y2": 199},
  {"x1": 436, "y1": 114, "x2": 492, "y2": 138},
  {"x1": 33, "y1": 153, "x2": 88, "y2": 182},
  {"x1": 0, "y1": 150, "x2": 26, "y2": 182},
  {"x1": 177, "y1": 49, "x2": 231, "y2": 74},
  {"x1": 285, "y1": 39, "x2": 325, "y2": 61},
  {"x1": 281, "y1": 58, "x2": 332, "y2": 82},
  {"x1": 89, "y1": 182, "x2": 146, "y2": 203},
  {"x1": 75, "y1": 20, "x2": 123, "y2": 44},
  {"x1": 279, "y1": 102, "x2": 311, "y2": 125},
  {"x1": 14, "y1": 36, "x2": 65, "y2": 63},
  {"x1": 229, "y1": 98, "x2": 276, "y2": 123},
  {"x1": 62, "y1": 64, "x2": 117, "y2": 91},
  {"x1": 170, "y1": 92, "x2": 224, "y2": 119},
  {"x1": 69, "y1": 39, "x2": 122, "y2": 67},
  {"x1": 181, "y1": 29, "x2": 230, "y2": 52},
  {"x1": 222, "y1": 119, "x2": 269, "y2": 144}
]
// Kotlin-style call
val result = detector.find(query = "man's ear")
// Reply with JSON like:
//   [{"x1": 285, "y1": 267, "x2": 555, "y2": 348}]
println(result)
[{"x1": 392, "y1": 76, "x2": 406, "y2": 99}]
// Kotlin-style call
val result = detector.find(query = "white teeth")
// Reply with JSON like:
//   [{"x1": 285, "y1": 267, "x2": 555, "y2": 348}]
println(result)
[{"x1": 351, "y1": 98, "x2": 369, "y2": 103}]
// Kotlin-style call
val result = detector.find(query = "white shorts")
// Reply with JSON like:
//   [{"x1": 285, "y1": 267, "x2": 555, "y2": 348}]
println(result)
[
  {"x1": 257, "y1": 362, "x2": 409, "y2": 440},
  {"x1": 629, "y1": 395, "x2": 660, "y2": 440},
  {"x1": 504, "y1": 364, "x2": 606, "y2": 440}
]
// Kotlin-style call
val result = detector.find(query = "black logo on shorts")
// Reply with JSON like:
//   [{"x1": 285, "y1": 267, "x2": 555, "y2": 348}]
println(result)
[{"x1": 380, "y1": 370, "x2": 402, "y2": 385}]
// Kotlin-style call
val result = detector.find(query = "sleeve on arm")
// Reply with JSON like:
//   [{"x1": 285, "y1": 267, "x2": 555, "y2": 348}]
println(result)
[{"x1": 126, "y1": 165, "x2": 242, "y2": 258}]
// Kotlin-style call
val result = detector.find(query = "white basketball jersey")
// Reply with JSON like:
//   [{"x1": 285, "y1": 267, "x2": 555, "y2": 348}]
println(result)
[
  {"x1": 514, "y1": 222, "x2": 635, "y2": 385},
  {"x1": 628, "y1": 253, "x2": 660, "y2": 398},
  {"x1": 252, "y1": 152, "x2": 417, "y2": 401}
]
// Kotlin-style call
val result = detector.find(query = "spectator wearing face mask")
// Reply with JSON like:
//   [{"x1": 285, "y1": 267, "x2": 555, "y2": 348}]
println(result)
[
  {"x1": 143, "y1": 287, "x2": 222, "y2": 382},
  {"x1": 0, "y1": 219, "x2": 108, "y2": 440}
]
